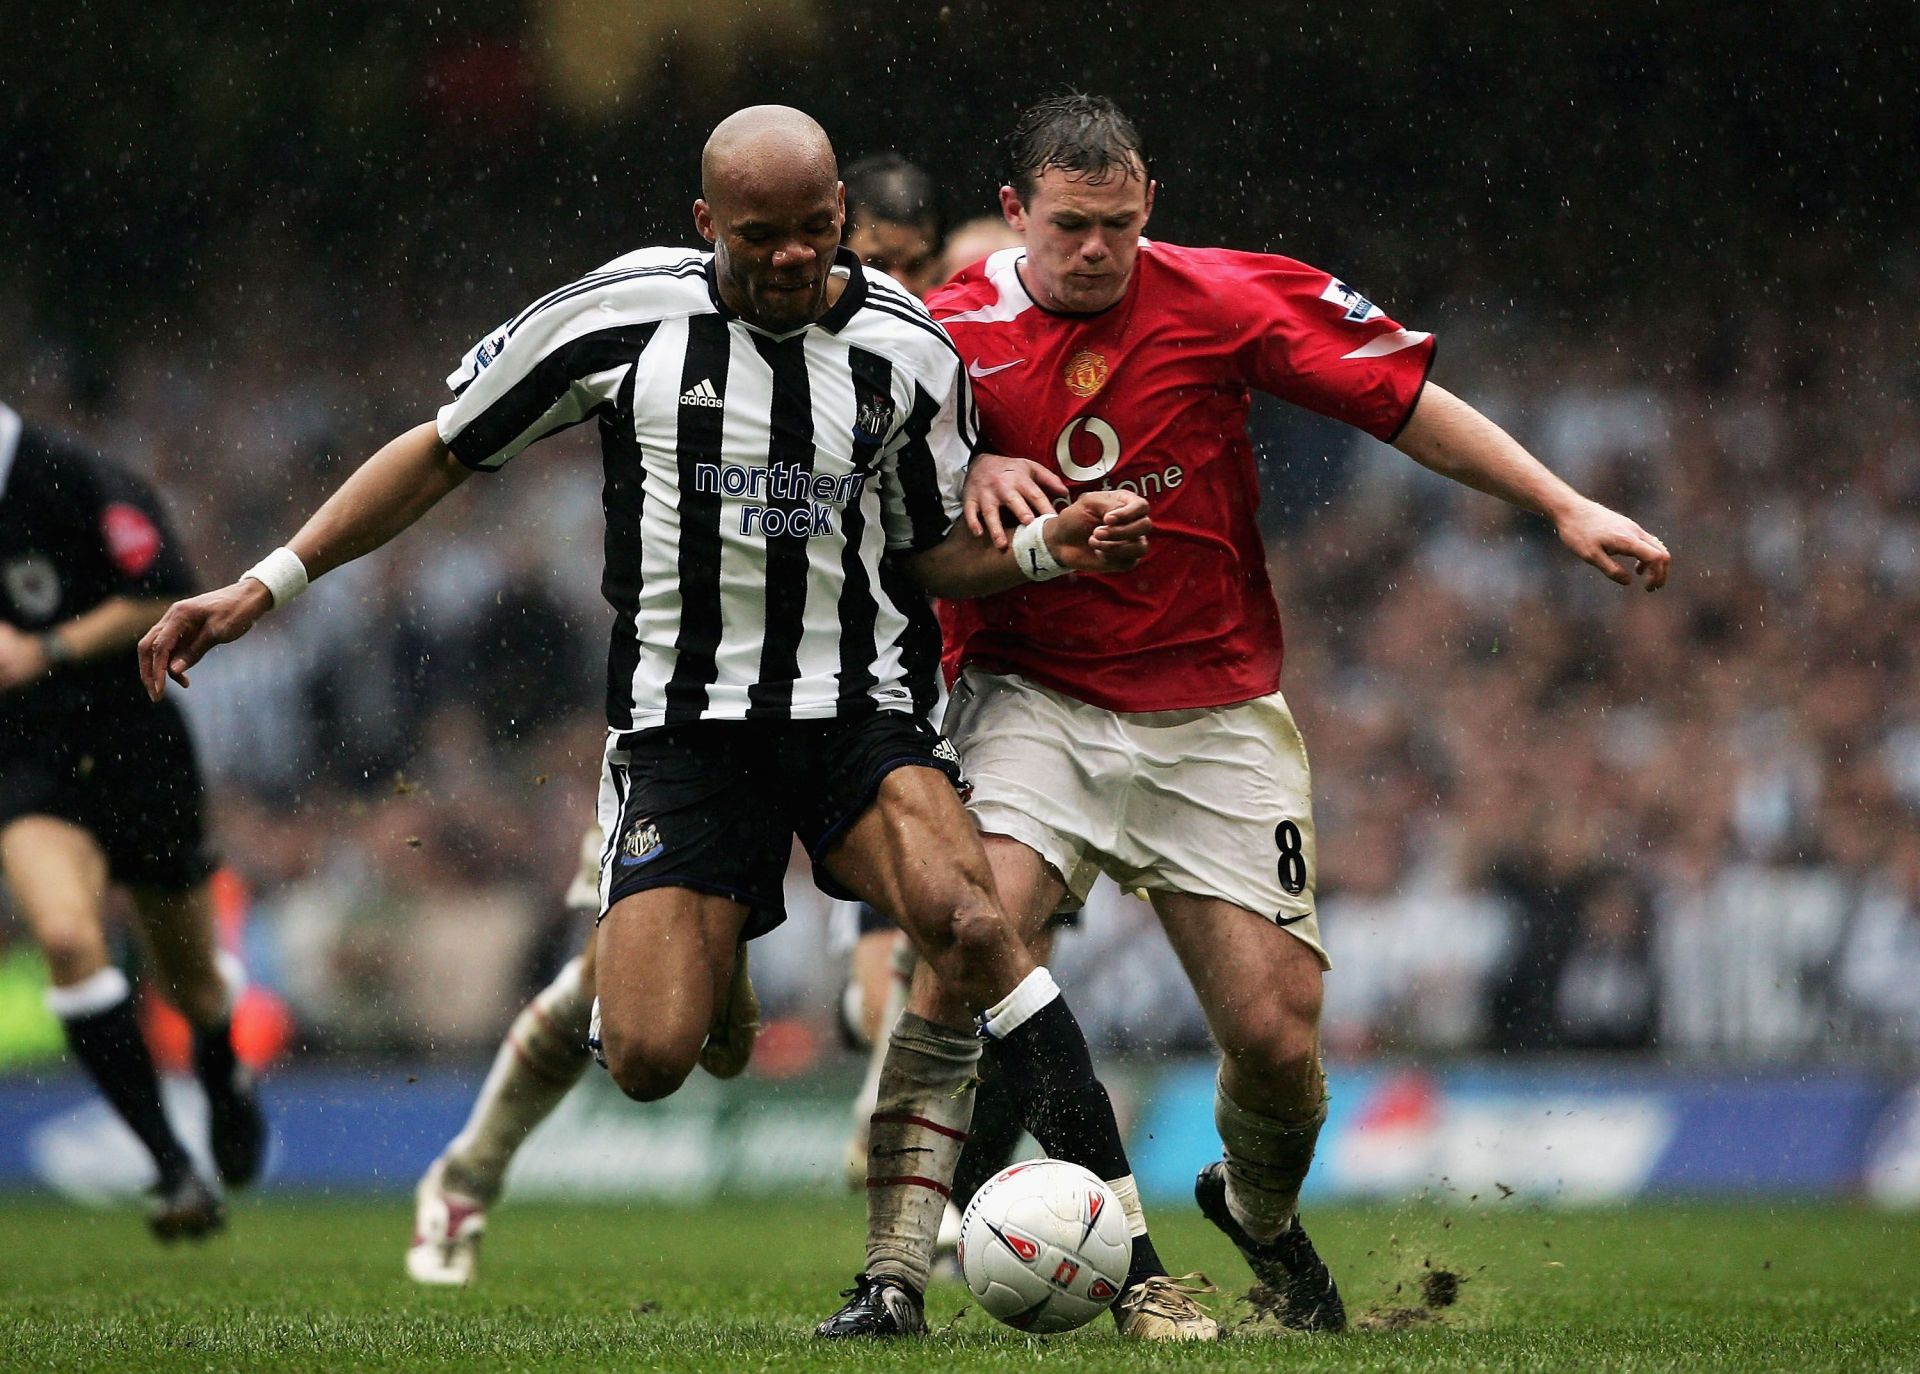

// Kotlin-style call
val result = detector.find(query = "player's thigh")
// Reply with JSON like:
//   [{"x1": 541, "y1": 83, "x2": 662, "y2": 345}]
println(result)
[
  {"x1": 821, "y1": 762, "x2": 1001, "y2": 952},
  {"x1": 0, "y1": 815, "x2": 112, "y2": 971},
  {"x1": 1123, "y1": 690, "x2": 1329, "y2": 967},
  {"x1": 589, "y1": 723, "x2": 789, "y2": 1095},
  {"x1": 595, "y1": 885, "x2": 750, "y2": 1097},
  {"x1": 798, "y1": 709, "x2": 1004, "y2": 951},
  {"x1": 944, "y1": 670, "x2": 1123, "y2": 908},
  {"x1": 981, "y1": 834, "x2": 1068, "y2": 942},
  {"x1": 1152, "y1": 890, "x2": 1324, "y2": 1086}
]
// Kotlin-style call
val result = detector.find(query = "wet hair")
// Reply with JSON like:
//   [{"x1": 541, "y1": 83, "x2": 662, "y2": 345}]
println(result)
[
  {"x1": 843, "y1": 153, "x2": 938, "y2": 229},
  {"x1": 1006, "y1": 92, "x2": 1147, "y2": 202}
]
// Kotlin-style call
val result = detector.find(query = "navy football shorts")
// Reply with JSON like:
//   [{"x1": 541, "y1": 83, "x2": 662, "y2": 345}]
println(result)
[{"x1": 594, "y1": 710, "x2": 966, "y2": 940}]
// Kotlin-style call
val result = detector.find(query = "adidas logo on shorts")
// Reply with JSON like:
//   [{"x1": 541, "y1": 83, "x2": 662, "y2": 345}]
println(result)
[{"x1": 680, "y1": 378, "x2": 724, "y2": 408}]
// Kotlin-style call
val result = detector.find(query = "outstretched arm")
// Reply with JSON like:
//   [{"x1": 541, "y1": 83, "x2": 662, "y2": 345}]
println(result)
[
  {"x1": 0, "y1": 598, "x2": 171, "y2": 692},
  {"x1": 905, "y1": 489, "x2": 1150, "y2": 599},
  {"x1": 138, "y1": 421, "x2": 471, "y2": 697},
  {"x1": 1393, "y1": 382, "x2": 1670, "y2": 590}
]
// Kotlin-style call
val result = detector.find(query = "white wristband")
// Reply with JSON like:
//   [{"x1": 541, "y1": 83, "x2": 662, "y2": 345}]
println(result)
[
  {"x1": 242, "y1": 546, "x2": 309, "y2": 609},
  {"x1": 1010, "y1": 512, "x2": 1070, "y2": 582}
]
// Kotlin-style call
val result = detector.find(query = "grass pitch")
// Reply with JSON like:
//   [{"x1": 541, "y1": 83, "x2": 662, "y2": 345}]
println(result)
[{"x1": 0, "y1": 1194, "x2": 1914, "y2": 1371}]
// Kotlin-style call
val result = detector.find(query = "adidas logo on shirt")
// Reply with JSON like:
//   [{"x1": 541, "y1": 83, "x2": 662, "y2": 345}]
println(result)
[{"x1": 680, "y1": 378, "x2": 724, "y2": 408}]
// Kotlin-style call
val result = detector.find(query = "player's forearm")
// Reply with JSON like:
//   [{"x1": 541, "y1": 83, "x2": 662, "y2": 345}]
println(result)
[
  {"x1": 902, "y1": 525, "x2": 1031, "y2": 598},
  {"x1": 279, "y1": 421, "x2": 472, "y2": 582},
  {"x1": 1392, "y1": 383, "x2": 1584, "y2": 522},
  {"x1": 43, "y1": 598, "x2": 174, "y2": 663}
]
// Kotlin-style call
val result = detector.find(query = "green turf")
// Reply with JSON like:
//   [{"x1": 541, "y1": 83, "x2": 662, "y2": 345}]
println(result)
[{"x1": 0, "y1": 1195, "x2": 1913, "y2": 1371}]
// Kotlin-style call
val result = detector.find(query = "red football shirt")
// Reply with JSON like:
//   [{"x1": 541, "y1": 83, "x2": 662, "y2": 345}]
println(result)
[{"x1": 930, "y1": 239, "x2": 1435, "y2": 712}]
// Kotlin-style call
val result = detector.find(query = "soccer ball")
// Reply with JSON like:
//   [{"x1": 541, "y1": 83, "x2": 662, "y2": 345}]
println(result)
[{"x1": 957, "y1": 1159, "x2": 1131, "y2": 1333}]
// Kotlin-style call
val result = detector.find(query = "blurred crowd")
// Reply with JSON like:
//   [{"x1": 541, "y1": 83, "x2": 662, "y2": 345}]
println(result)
[{"x1": 2, "y1": 221, "x2": 1917, "y2": 1067}]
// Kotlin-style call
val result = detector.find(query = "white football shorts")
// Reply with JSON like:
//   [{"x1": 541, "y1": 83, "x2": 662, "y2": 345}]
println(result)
[{"x1": 944, "y1": 668, "x2": 1327, "y2": 968}]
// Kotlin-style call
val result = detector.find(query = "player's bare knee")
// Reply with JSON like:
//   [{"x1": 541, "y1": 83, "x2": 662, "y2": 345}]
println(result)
[
  {"x1": 926, "y1": 898, "x2": 1015, "y2": 1001},
  {"x1": 602, "y1": 1033, "x2": 698, "y2": 1103},
  {"x1": 37, "y1": 924, "x2": 109, "y2": 984},
  {"x1": 1220, "y1": 1013, "x2": 1320, "y2": 1089}
]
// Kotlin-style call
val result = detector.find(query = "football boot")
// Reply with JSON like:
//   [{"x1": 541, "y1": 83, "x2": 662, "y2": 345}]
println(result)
[
  {"x1": 814, "y1": 1272, "x2": 927, "y2": 1338},
  {"x1": 406, "y1": 1157, "x2": 487, "y2": 1286},
  {"x1": 1112, "y1": 1273, "x2": 1220, "y2": 1341},
  {"x1": 1195, "y1": 1160, "x2": 1347, "y2": 1332}
]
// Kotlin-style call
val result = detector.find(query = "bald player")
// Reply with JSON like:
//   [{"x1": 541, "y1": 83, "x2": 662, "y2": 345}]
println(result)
[{"x1": 141, "y1": 107, "x2": 1182, "y2": 1328}]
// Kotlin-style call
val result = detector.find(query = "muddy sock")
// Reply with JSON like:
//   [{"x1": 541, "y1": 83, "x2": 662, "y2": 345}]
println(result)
[
  {"x1": 442, "y1": 957, "x2": 592, "y2": 1201},
  {"x1": 1215, "y1": 1069, "x2": 1328, "y2": 1243},
  {"x1": 864, "y1": 1011, "x2": 979, "y2": 1294}
]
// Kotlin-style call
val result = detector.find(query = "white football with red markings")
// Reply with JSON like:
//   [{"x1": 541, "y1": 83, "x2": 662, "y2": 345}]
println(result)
[{"x1": 957, "y1": 1158, "x2": 1130, "y2": 1333}]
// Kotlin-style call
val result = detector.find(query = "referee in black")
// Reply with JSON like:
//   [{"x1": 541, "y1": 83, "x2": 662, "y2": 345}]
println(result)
[
  {"x1": 142, "y1": 105, "x2": 1184, "y2": 1330},
  {"x1": 0, "y1": 401, "x2": 265, "y2": 1238}
]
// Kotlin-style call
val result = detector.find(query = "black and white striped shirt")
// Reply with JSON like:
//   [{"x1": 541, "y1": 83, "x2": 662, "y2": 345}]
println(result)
[{"x1": 437, "y1": 246, "x2": 975, "y2": 732}]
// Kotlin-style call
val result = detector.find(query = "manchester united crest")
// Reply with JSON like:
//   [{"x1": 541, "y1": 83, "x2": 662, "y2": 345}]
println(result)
[{"x1": 1063, "y1": 350, "x2": 1110, "y2": 398}]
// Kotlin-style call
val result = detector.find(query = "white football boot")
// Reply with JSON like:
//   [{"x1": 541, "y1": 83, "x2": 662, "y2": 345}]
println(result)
[{"x1": 406, "y1": 1157, "x2": 488, "y2": 1286}]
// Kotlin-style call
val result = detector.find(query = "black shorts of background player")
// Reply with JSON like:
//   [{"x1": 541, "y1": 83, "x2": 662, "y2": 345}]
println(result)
[{"x1": 0, "y1": 403, "x2": 265, "y2": 1239}]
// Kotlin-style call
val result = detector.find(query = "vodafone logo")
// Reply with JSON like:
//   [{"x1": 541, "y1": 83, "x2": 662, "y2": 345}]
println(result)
[
  {"x1": 1055, "y1": 416, "x2": 1120, "y2": 483},
  {"x1": 102, "y1": 503, "x2": 162, "y2": 577}
]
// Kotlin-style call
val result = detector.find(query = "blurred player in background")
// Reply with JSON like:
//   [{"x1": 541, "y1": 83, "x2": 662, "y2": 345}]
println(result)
[
  {"x1": 840, "y1": 153, "x2": 941, "y2": 296},
  {"x1": 0, "y1": 401, "x2": 265, "y2": 1239},
  {"x1": 140, "y1": 106, "x2": 1165, "y2": 1330},
  {"x1": 936, "y1": 215, "x2": 1022, "y2": 285},
  {"x1": 855, "y1": 92, "x2": 1673, "y2": 1333}
]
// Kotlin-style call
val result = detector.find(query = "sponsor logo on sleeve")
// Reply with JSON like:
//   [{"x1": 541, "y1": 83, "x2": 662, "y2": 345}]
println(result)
[{"x1": 1320, "y1": 278, "x2": 1383, "y2": 323}]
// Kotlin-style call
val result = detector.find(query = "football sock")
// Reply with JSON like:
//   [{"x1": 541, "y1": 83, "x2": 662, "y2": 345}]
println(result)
[
  {"x1": 190, "y1": 1015, "x2": 243, "y2": 1098},
  {"x1": 947, "y1": 1053, "x2": 1027, "y2": 1214},
  {"x1": 1215, "y1": 1068, "x2": 1329, "y2": 1243},
  {"x1": 844, "y1": 952, "x2": 910, "y2": 1184},
  {"x1": 864, "y1": 1011, "x2": 980, "y2": 1294},
  {"x1": 1104, "y1": 1174, "x2": 1171, "y2": 1289},
  {"x1": 441, "y1": 957, "x2": 592, "y2": 1202},
  {"x1": 189, "y1": 952, "x2": 246, "y2": 1098},
  {"x1": 978, "y1": 968, "x2": 1165, "y2": 1287},
  {"x1": 49, "y1": 968, "x2": 195, "y2": 1189}
]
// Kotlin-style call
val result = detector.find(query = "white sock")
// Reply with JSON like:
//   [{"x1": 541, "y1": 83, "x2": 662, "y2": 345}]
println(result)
[
  {"x1": 442, "y1": 958, "x2": 591, "y2": 1201},
  {"x1": 1107, "y1": 1172, "x2": 1148, "y2": 1238}
]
